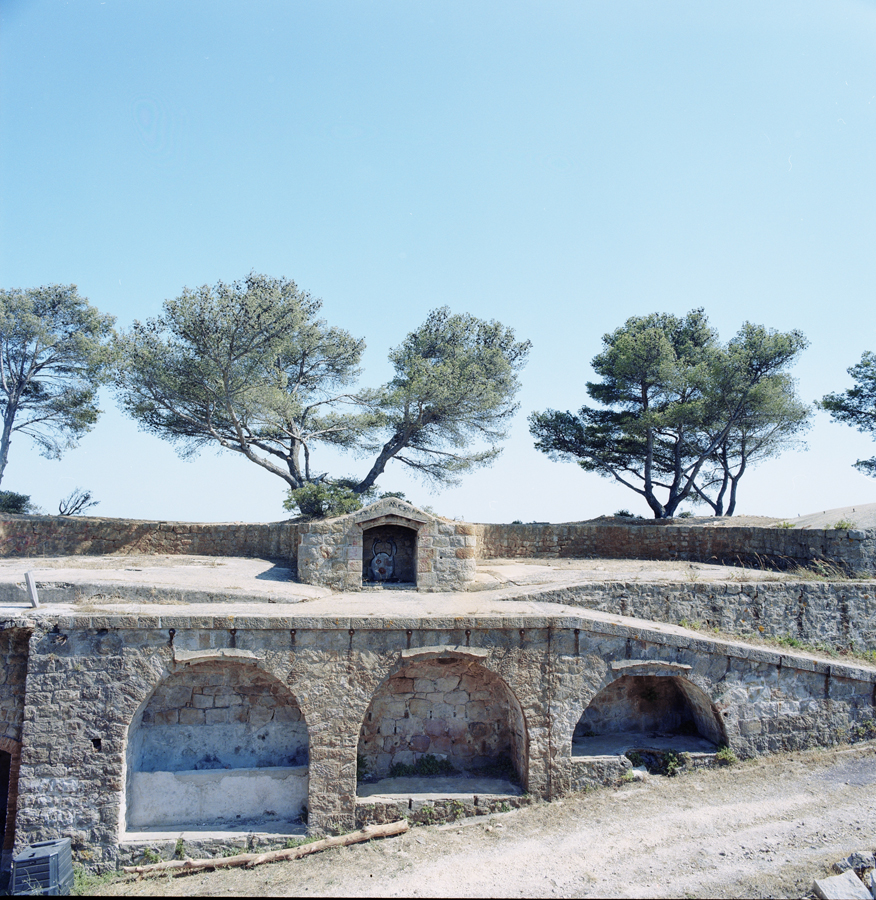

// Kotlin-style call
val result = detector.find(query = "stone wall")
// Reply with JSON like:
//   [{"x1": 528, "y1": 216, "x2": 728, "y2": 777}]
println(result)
[
  {"x1": 2, "y1": 514, "x2": 873, "y2": 579},
  {"x1": 358, "y1": 657, "x2": 525, "y2": 780},
  {"x1": 475, "y1": 522, "x2": 876, "y2": 574},
  {"x1": 130, "y1": 660, "x2": 308, "y2": 772},
  {"x1": 0, "y1": 631, "x2": 28, "y2": 747},
  {"x1": 6, "y1": 611, "x2": 874, "y2": 867},
  {"x1": 575, "y1": 674, "x2": 696, "y2": 737},
  {"x1": 523, "y1": 581, "x2": 876, "y2": 653},
  {"x1": 297, "y1": 499, "x2": 477, "y2": 592},
  {"x1": 0, "y1": 514, "x2": 301, "y2": 562}
]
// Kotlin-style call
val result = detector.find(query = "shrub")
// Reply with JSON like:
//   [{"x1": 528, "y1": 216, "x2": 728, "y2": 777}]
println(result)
[
  {"x1": 716, "y1": 745, "x2": 738, "y2": 766},
  {"x1": 389, "y1": 754, "x2": 457, "y2": 779},
  {"x1": 57, "y1": 487, "x2": 99, "y2": 516},
  {"x1": 284, "y1": 482, "x2": 407, "y2": 520},
  {"x1": 0, "y1": 490, "x2": 37, "y2": 514},
  {"x1": 833, "y1": 518, "x2": 857, "y2": 530}
]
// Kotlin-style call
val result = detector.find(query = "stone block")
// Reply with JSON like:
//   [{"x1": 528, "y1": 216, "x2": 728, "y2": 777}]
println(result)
[
  {"x1": 424, "y1": 719, "x2": 448, "y2": 737},
  {"x1": 429, "y1": 736, "x2": 454, "y2": 755},
  {"x1": 408, "y1": 699, "x2": 432, "y2": 718},
  {"x1": 813, "y1": 871, "x2": 871, "y2": 900},
  {"x1": 466, "y1": 701, "x2": 490, "y2": 722},
  {"x1": 205, "y1": 707, "x2": 229, "y2": 725},
  {"x1": 443, "y1": 691, "x2": 469, "y2": 705},
  {"x1": 153, "y1": 709, "x2": 178, "y2": 726},
  {"x1": 178, "y1": 708, "x2": 205, "y2": 726},
  {"x1": 410, "y1": 734, "x2": 430, "y2": 753}
]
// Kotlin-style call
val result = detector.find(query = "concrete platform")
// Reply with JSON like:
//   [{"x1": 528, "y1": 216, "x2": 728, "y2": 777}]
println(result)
[
  {"x1": 357, "y1": 775, "x2": 523, "y2": 802},
  {"x1": 121, "y1": 823, "x2": 306, "y2": 842},
  {"x1": 572, "y1": 732, "x2": 718, "y2": 758},
  {"x1": 0, "y1": 553, "x2": 795, "y2": 610}
]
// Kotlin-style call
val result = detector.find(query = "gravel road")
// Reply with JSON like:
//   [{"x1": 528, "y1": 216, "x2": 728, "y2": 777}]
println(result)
[{"x1": 91, "y1": 743, "x2": 876, "y2": 899}]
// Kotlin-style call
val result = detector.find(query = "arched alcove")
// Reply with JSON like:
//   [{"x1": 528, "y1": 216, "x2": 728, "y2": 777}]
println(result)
[
  {"x1": 125, "y1": 661, "x2": 309, "y2": 832},
  {"x1": 0, "y1": 737, "x2": 21, "y2": 872},
  {"x1": 573, "y1": 675, "x2": 726, "y2": 756},
  {"x1": 357, "y1": 657, "x2": 528, "y2": 789},
  {"x1": 362, "y1": 524, "x2": 418, "y2": 585}
]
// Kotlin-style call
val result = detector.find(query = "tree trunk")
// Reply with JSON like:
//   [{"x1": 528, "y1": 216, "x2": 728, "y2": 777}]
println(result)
[
  {"x1": 122, "y1": 820, "x2": 409, "y2": 876},
  {"x1": 354, "y1": 428, "x2": 410, "y2": 493},
  {"x1": 0, "y1": 409, "x2": 16, "y2": 488}
]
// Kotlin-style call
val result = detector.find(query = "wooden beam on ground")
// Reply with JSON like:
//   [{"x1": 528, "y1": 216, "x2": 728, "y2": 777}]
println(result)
[{"x1": 121, "y1": 820, "x2": 410, "y2": 877}]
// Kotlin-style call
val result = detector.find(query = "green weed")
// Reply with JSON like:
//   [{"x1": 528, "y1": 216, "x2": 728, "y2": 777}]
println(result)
[
  {"x1": 849, "y1": 719, "x2": 876, "y2": 742},
  {"x1": 72, "y1": 865, "x2": 119, "y2": 895},
  {"x1": 663, "y1": 751, "x2": 681, "y2": 777},
  {"x1": 388, "y1": 754, "x2": 457, "y2": 779},
  {"x1": 716, "y1": 745, "x2": 738, "y2": 766}
]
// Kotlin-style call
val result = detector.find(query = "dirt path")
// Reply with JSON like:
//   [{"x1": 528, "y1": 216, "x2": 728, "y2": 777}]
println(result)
[{"x1": 90, "y1": 743, "x2": 876, "y2": 899}]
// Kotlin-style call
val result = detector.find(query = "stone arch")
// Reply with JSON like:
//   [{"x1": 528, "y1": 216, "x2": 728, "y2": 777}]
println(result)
[
  {"x1": 357, "y1": 654, "x2": 529, "y2": 789},
  {"x1": 573, "y1": 673, "x2": 727, "y2": 749},
  {"x1": 362, "y1": 523, "x2": 418, "y2": 585},
  {"x1": 124, "y1": 658, "x2": 309, "y2": 832},
  {"x1": 0, "y1": 736, "x2": 21, "y2": 868}
]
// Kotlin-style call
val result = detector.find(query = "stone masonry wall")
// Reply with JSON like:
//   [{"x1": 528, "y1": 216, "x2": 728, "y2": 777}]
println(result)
[
  {"x1": 8, "y1": 611, "x2": 875, "y2": 868},
  {"x1": 0, "y1": 630, "x2": 28, "y2": 746},
  {"x1": 0, "y1": 514, "x2": 301, "y2": 562},
  {"x1": 131, "y1": 661, "x2": 308, "y2": 773},
  {"x1": 476, "y1": 522, "x2": 876, "y2": 574},
  {"x1": 521, "y1": 581, "x2": 876, "y2": 653},
  {"x1": 2, "y1": 514, "x2": 873, "y2": 579},
  {"x1": 358, "y1": 658, "x2": 523, "y2": 780},
  {"x1": 297, "y1": 499, "x2": 477, "y2": 591},
  {"x1": 574, "y1": 674, "x2": 694, "y2": 737}
]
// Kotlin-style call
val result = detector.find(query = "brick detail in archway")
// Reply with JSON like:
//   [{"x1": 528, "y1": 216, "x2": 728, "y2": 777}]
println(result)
[{"x1": 0, "y1": 737, "x2": 21, "y2": 852}]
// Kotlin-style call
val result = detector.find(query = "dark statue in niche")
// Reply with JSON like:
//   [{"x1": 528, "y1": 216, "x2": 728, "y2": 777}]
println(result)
[{"x1": 363, "y1": 524, "x2": 417, "y2": 584}]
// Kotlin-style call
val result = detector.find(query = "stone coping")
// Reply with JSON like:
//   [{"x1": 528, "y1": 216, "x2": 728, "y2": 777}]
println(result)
[
  {"x1": 2, "y1": 603, "x2": 874, "y2": 683},
  {"x1": 120, "y1": 825, "x2": 306, "y2": 843}
]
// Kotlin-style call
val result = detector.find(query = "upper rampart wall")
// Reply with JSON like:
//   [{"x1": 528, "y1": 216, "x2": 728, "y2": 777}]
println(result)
[
  {"x1": 1, "y1": 514, "x2": 874, "y2": 575},
  {"x1": 474, "y1": 521, "x2": 876, "y2": 574},
  {"x1": 0, "y1": 514, "x2": 303, "y2": 562}
]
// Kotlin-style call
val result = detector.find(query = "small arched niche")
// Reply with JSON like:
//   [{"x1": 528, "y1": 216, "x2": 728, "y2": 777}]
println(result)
[
  {"x1": 357, "y1": 657, "x2": 528, "y2": 791},
  {"x1": 573, "y1": 675, "x2": 725, "y2": 757},
  {"x1": 124, "y1": 661, "x2": 309, "y2": 833},
  {"x1": 362, "y1": 524, "x2": 418, "y2": 586}
]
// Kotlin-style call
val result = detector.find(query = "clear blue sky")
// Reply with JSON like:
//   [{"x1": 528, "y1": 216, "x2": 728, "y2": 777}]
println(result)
[{"x1": 1, "y1": 0, "x2": 874, "y2": 523}]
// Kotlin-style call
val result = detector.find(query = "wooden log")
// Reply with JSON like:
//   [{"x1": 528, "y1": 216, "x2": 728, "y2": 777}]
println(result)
[{"x1": 121, "y1": 820, "x2": 410, "y2": 876}]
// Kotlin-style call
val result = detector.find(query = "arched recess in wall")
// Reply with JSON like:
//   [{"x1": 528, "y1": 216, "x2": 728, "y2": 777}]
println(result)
[
  {"x1": 357, "y1": 655, "x2": 528, "y2": 789},
  {"x1": 573, "y1": 674, "x2": 727, "y2": 750},
  {"x1": 362, "y1": 524, "x2": 418, "y2": 585},
  {"x1": 124, "y1": 660, "x2": 309, "y2": 833},
  {"x1": 0, "y1": 737, "x2": 21, "y2": 866}
]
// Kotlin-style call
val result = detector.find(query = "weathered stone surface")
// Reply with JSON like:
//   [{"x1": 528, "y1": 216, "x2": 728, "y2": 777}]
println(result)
[
  {"x1": 297, "y1": 500, "x2": 477, "y2": 592},
  {"x1": 814, "y1": 870, "x2": 872, "y2": 900},
  {"x1": 475, "y1": 522, "x2": 876, "y2": 575}
]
